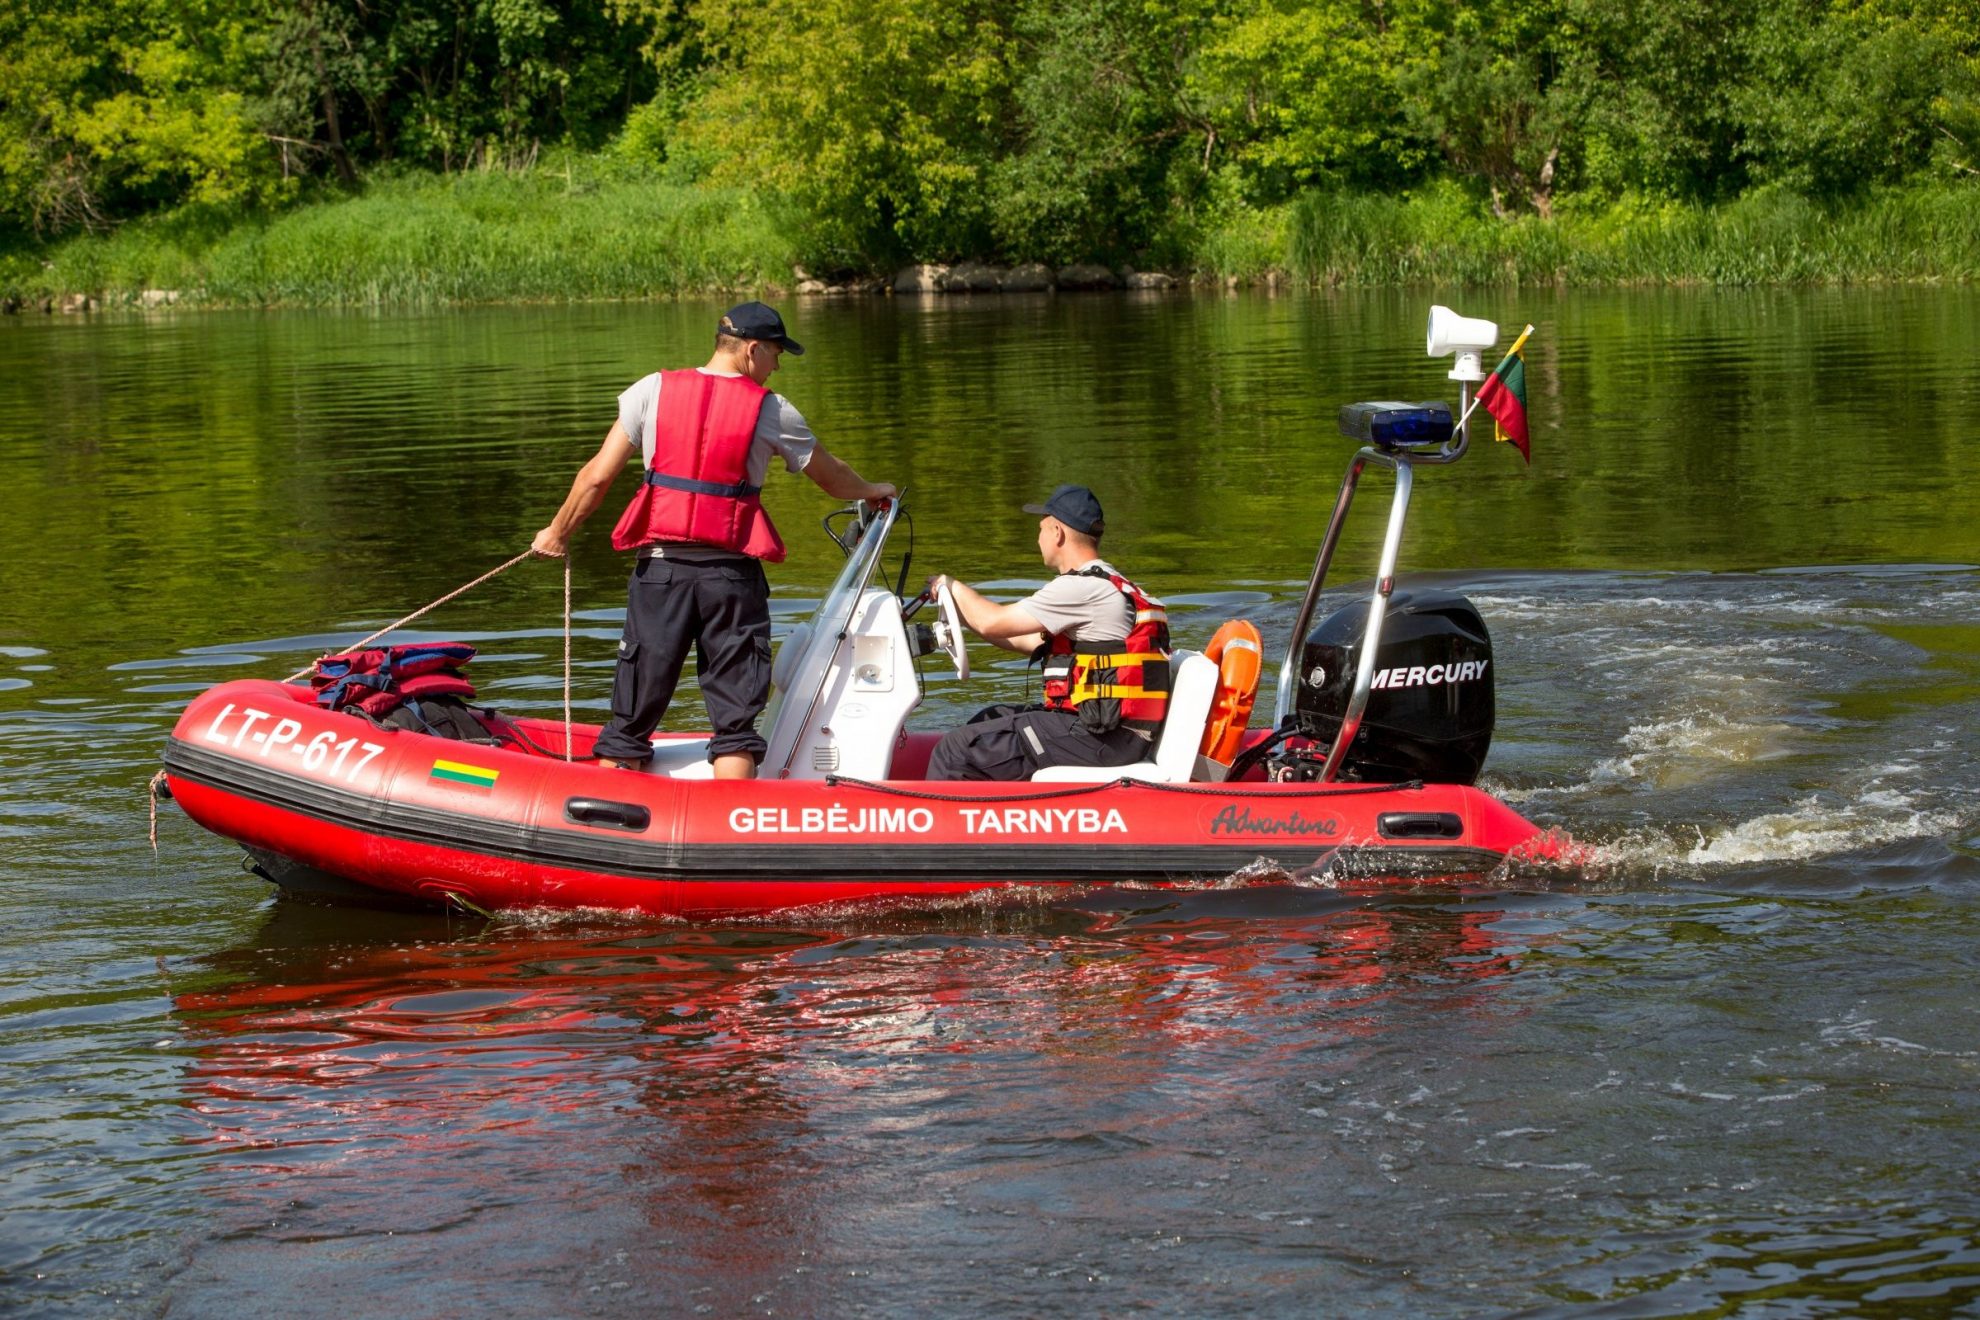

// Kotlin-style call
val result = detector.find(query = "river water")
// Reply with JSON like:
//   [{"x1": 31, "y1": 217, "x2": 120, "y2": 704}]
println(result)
[{"x1": 2, "y1": 290, "x2": 1977, "y2": 1315}]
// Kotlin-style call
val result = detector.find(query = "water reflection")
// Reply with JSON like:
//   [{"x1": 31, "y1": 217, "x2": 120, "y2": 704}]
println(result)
[
  {"x1": 1528, "y1": 1209, "x2": 1980, "y2": 1316},
  {"x1": 6, "y1": 290, "x2": 1979, "y2": 1313},
  {"x1": 167, "y1": 892, "x2": 1529, "y2": 1310}
]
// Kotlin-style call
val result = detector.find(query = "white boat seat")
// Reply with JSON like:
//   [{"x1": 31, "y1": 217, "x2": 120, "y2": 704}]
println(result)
[{"x1": 1031, "y1": 650, "x2": 1219, "y2": 783}]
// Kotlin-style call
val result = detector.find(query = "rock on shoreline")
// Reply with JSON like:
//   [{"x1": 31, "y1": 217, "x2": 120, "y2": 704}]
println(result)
[
  {"x1": 3, "y1": 289, "x2": 183, "y2": 315},
  {"x1": 0, "y1": 273, "x2": 1240, "y2": 312},
  {"x1": 868, "y1": 263, "x2": 1189, "y2": 296}
]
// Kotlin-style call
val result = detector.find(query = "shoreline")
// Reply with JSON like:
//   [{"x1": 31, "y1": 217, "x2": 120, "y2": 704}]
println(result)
[
  {"x1": 5, "y1": 173, "x2": 1975, "y2": 314},
  {"x1": 1, "y1": 264, "x2": 1274, "y2": 316},
  {"x1": 10, "y1": 264, "x2": 1973, "y2": 317}
]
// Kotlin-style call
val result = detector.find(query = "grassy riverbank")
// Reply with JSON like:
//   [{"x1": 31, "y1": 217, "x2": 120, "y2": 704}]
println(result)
[
  {"x1": 1287, "y1": 183, "x2": 1980, "y2": 286},
  {"x1": 3, "y1": 165, "x2": 1975, "y2": 308},
  {"x1": 0, "y1": 167, "x2": 798, "y2": 308}
]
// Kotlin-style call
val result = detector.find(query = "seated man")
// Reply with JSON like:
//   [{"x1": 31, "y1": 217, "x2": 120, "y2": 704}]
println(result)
[{"x1": 925, "y1": 485, "x2": 1172, "y2": 781}]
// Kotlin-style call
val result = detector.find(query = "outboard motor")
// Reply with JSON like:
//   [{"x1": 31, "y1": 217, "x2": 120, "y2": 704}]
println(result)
[
  {"x1": 1286, "y1": 590, "x2": 1494, "y2": 784},
  {"x1": 1265, "y1": 308, "x2": 1535, "y2": 788}
]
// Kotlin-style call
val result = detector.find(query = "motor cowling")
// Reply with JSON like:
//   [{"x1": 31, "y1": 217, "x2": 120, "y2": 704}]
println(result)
[{"x1": 1291, "y1": 589, "x2": 1494, "y2": 785}]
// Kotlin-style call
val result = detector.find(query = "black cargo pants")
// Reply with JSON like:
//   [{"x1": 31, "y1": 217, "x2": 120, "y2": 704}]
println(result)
[
  {"x1": 591, "y1": 556, "x2": 772, "y2": 765},
  {"x1": 924, "y1": 703, "x2": 1152, "y2": 781}
]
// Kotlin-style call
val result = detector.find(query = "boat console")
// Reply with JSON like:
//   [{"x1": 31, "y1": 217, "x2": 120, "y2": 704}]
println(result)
[{"x1": 631, "y1": 501, "x2": 927, "y2": 780}]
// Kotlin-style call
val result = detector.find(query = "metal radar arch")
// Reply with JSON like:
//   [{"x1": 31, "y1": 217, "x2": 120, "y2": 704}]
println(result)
[{"x1": 1268, "y1": 306, "x2": 1523, "y2": 784}]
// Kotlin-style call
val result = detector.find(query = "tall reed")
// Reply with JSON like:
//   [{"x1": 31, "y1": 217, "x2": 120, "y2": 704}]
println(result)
[
  {"x1": 3, "y1": 167, "x2": 797, "y2": 306},
  {"x1": 1281, "y1": 182, "x2": 1980, "y2": 286}
]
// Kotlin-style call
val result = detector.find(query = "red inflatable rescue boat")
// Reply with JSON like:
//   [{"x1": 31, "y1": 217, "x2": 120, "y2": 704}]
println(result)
[{"x1": 163, "y1": 361, "x2": 1568, "y2": 917}]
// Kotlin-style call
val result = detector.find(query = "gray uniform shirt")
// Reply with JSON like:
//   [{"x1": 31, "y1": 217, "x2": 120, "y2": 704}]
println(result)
[
  {"x1": 619, "y1": 369, "x2": 817, "y2": 482},
  {"x1": 617, "y1": 369, "x2": 818, "y2": 559},
  {"x1": 1019, "y1": 560, "x2": 1135, "y2": 646}
]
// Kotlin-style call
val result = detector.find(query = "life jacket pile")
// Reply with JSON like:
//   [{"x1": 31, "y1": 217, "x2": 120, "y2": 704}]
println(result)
[
  {"x1": 609, "y1": 369, "x2": 788, "y2": 562},
  {"x1": 311, "y1": 642, "x2": 478, "y2": 721},
  {"x1": 1040, "y1": 568, "x2": 1172, "y2": 735}
]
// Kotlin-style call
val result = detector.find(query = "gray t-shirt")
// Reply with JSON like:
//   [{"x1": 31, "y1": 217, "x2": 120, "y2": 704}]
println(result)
[
  {"x1": 1019, "y1": 560, "x2": 1136, "y2": 646},
  {"x1": 617, "y1": 369, "x2": 817, "y2": 487}
]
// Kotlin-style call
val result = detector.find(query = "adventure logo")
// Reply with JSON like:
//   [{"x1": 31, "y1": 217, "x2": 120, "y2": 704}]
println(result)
[{"x1": 1207, "y1": 805, "x2": 1339, "y2": 838}]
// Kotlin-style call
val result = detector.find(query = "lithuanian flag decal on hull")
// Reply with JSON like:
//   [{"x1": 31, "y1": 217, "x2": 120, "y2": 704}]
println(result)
[{"x1": 430, "y1": 759, "x2": 500, "y2": 789}]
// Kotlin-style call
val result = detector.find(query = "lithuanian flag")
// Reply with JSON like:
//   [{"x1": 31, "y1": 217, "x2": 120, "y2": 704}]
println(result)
[
  {"x1": 431, "y1": 759, "x2": 499, "y2": 789},
  {"x1": 1474, "y1": 337, "x2": 1531, "y2": 464}
]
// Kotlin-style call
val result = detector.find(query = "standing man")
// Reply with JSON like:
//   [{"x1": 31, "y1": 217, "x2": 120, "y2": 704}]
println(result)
[
  {"x1": 532, "y1": 302, "x2": 895, "y2": 779},
  {"x1": 925, "y1": 485, "x2": 1172, "y2": 780}
]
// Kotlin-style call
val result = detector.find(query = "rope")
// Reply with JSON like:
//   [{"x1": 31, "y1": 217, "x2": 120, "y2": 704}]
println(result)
[
  {"x1": 822, "y1": 774, "x2": 1425, "y2": 803},
  {"x1": 281, "y1": 548, "x2": 537, "y2": 683},
  {"x1": 478, "y1": 708, "x2": 561, "y2": 758},
  {"x1": 825, "y1": 775, "x2": 1129, "y2": 804},
  {"x1": 147, "y1": 769, "x2": 168, "y2": 852},
  {"x1": 563, "y1": 554, "x2": 573, "y2": 761},
  {"x1": 1136, "y1": 777, "x2": 1423, "y2": 798}
]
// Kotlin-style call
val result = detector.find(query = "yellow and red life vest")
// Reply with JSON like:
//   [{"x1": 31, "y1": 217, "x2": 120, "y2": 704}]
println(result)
[
  {"x1": 609, "y1": 369, "x2": 788, "y2": 562},
  {"x1": 1040, "y1": 567, "x2": 1172, "y2": 733}
]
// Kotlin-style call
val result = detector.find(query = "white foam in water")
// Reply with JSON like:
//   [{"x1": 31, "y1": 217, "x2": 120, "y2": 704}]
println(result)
[
  {"x1": 1688, "y1": 800, "x2": 1948, "y2": 865},
  {"x1": 1581, "y1": 789, "x2": 1963, "y2": 871},
  {"x1": 1586, "y1": 710, "x2": 1799, "y2": 788},
  {"x1": 1480, "y1": 569, "x2": 1979, "y2": 880}
]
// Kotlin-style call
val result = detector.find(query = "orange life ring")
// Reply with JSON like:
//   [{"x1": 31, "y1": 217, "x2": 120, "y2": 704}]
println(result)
[{"x1": 1198, "y1": 619, "x2": 1263, "y2": 765}]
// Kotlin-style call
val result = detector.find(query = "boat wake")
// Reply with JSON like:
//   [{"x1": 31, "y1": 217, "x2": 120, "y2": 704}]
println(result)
[
  {"x1": 1447, "y1": 566, "x2": 1980, "y2": 881},
  {"x1": 1587, "y1": 792, "x2": 1966, "y2": 872}
]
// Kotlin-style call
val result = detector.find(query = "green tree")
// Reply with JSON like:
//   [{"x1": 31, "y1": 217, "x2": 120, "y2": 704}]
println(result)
[
  {"x1": 1565, "y1": 0, "x2": 1781, "y2": 202},
  {"x1": 1399, "y1": 0, "x2": 1592, "y2": 217},
  {"x1": 986, "y1": 0, "x2": 1218, "y2": 264},
  {"x1": 249, "y1": 0, "x2": 373, "y2": 184},
  {"x1": 326, "y1": 0, "x2": 653, "y2": 171},
  {"x1": 1735, "y1": 1, "x2": 1980, "y2": 197},
  {"x1": 1188, "y1": 0, "x2": 1428, "y2": 202},
  {"x1": 0, "y1": 0, "x2": 275, "y2": 234},
  {"x1": 677, "y1": 0, "x2": 1015, "y2": 267}
]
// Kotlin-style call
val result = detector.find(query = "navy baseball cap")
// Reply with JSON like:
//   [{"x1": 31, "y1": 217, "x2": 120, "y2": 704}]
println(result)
[
  {"x1": 1023, "y1": 484, "x2": 1105, "y2": 536},
  {"x1": 718, "y1": 301, "x2": 804, "y2": 355}
]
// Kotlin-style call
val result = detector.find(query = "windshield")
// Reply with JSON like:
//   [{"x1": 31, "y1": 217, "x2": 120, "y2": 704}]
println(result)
[
  {"x1": 759, "y1": 501, "x2": 902, "y2": 750},
  {"x1": 816, "y1": 501, "x2": 900, "y2": 639}
]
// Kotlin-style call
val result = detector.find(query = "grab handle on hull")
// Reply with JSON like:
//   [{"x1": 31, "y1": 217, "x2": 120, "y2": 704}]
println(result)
[
  {"x1": 1377, "y1": 811, "x2": 1464, "y2": 840},
  {"x1": 565, "y1": 798, "x2": 652, "y2": 833}
]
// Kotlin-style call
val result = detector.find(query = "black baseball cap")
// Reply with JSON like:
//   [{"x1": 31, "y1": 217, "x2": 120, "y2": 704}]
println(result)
[
  {"x1": 1023, "y1": 484, "x2": 1105, "y2": 536},
  {"x1": 718, "y1": 301, "x2": 804, "y2": 355}
]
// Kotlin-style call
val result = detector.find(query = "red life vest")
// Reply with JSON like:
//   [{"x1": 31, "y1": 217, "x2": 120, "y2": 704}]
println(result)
[
  {"x1": 609, "y1": 369, "x2": 788, "y2": 562},
  {"x1": 311, "y1": 642, "x2": 477, "y2": 717},
  {"x1": 1039, "y1": 567, "x2": 1172, "y2": 733}
]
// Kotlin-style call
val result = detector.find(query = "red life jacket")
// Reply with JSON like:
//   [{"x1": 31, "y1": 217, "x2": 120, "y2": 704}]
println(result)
[
  {"x1": 1039, "y1": 567, "x2": 1172, "y2": 733},
  {"x1": 311, "y1": 642, "x2": 477, "y2": 717},
  {"x1": 609, "y1": 369, "x2": 788, "y2": 562}
]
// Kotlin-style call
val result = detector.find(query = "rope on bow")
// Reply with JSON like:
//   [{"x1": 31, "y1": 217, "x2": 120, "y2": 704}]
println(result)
[{"x1": 280, "y1": 549, "x2": 538, "y2": 684}]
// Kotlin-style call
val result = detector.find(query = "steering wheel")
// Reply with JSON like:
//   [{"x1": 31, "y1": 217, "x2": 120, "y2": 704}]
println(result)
[{"x1": 930, "y1": 577, "x2": 970, "y2": 681}]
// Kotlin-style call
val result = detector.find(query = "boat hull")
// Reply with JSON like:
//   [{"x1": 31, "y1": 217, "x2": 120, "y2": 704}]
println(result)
[{"x1": 163, "y1": 680, "x2": 1558, "y2": 918}]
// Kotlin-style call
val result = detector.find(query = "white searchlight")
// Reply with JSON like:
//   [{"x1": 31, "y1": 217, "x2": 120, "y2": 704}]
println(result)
[{"x1": 1426, "y1": 305, "x2": 1499, "y2": 383}]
